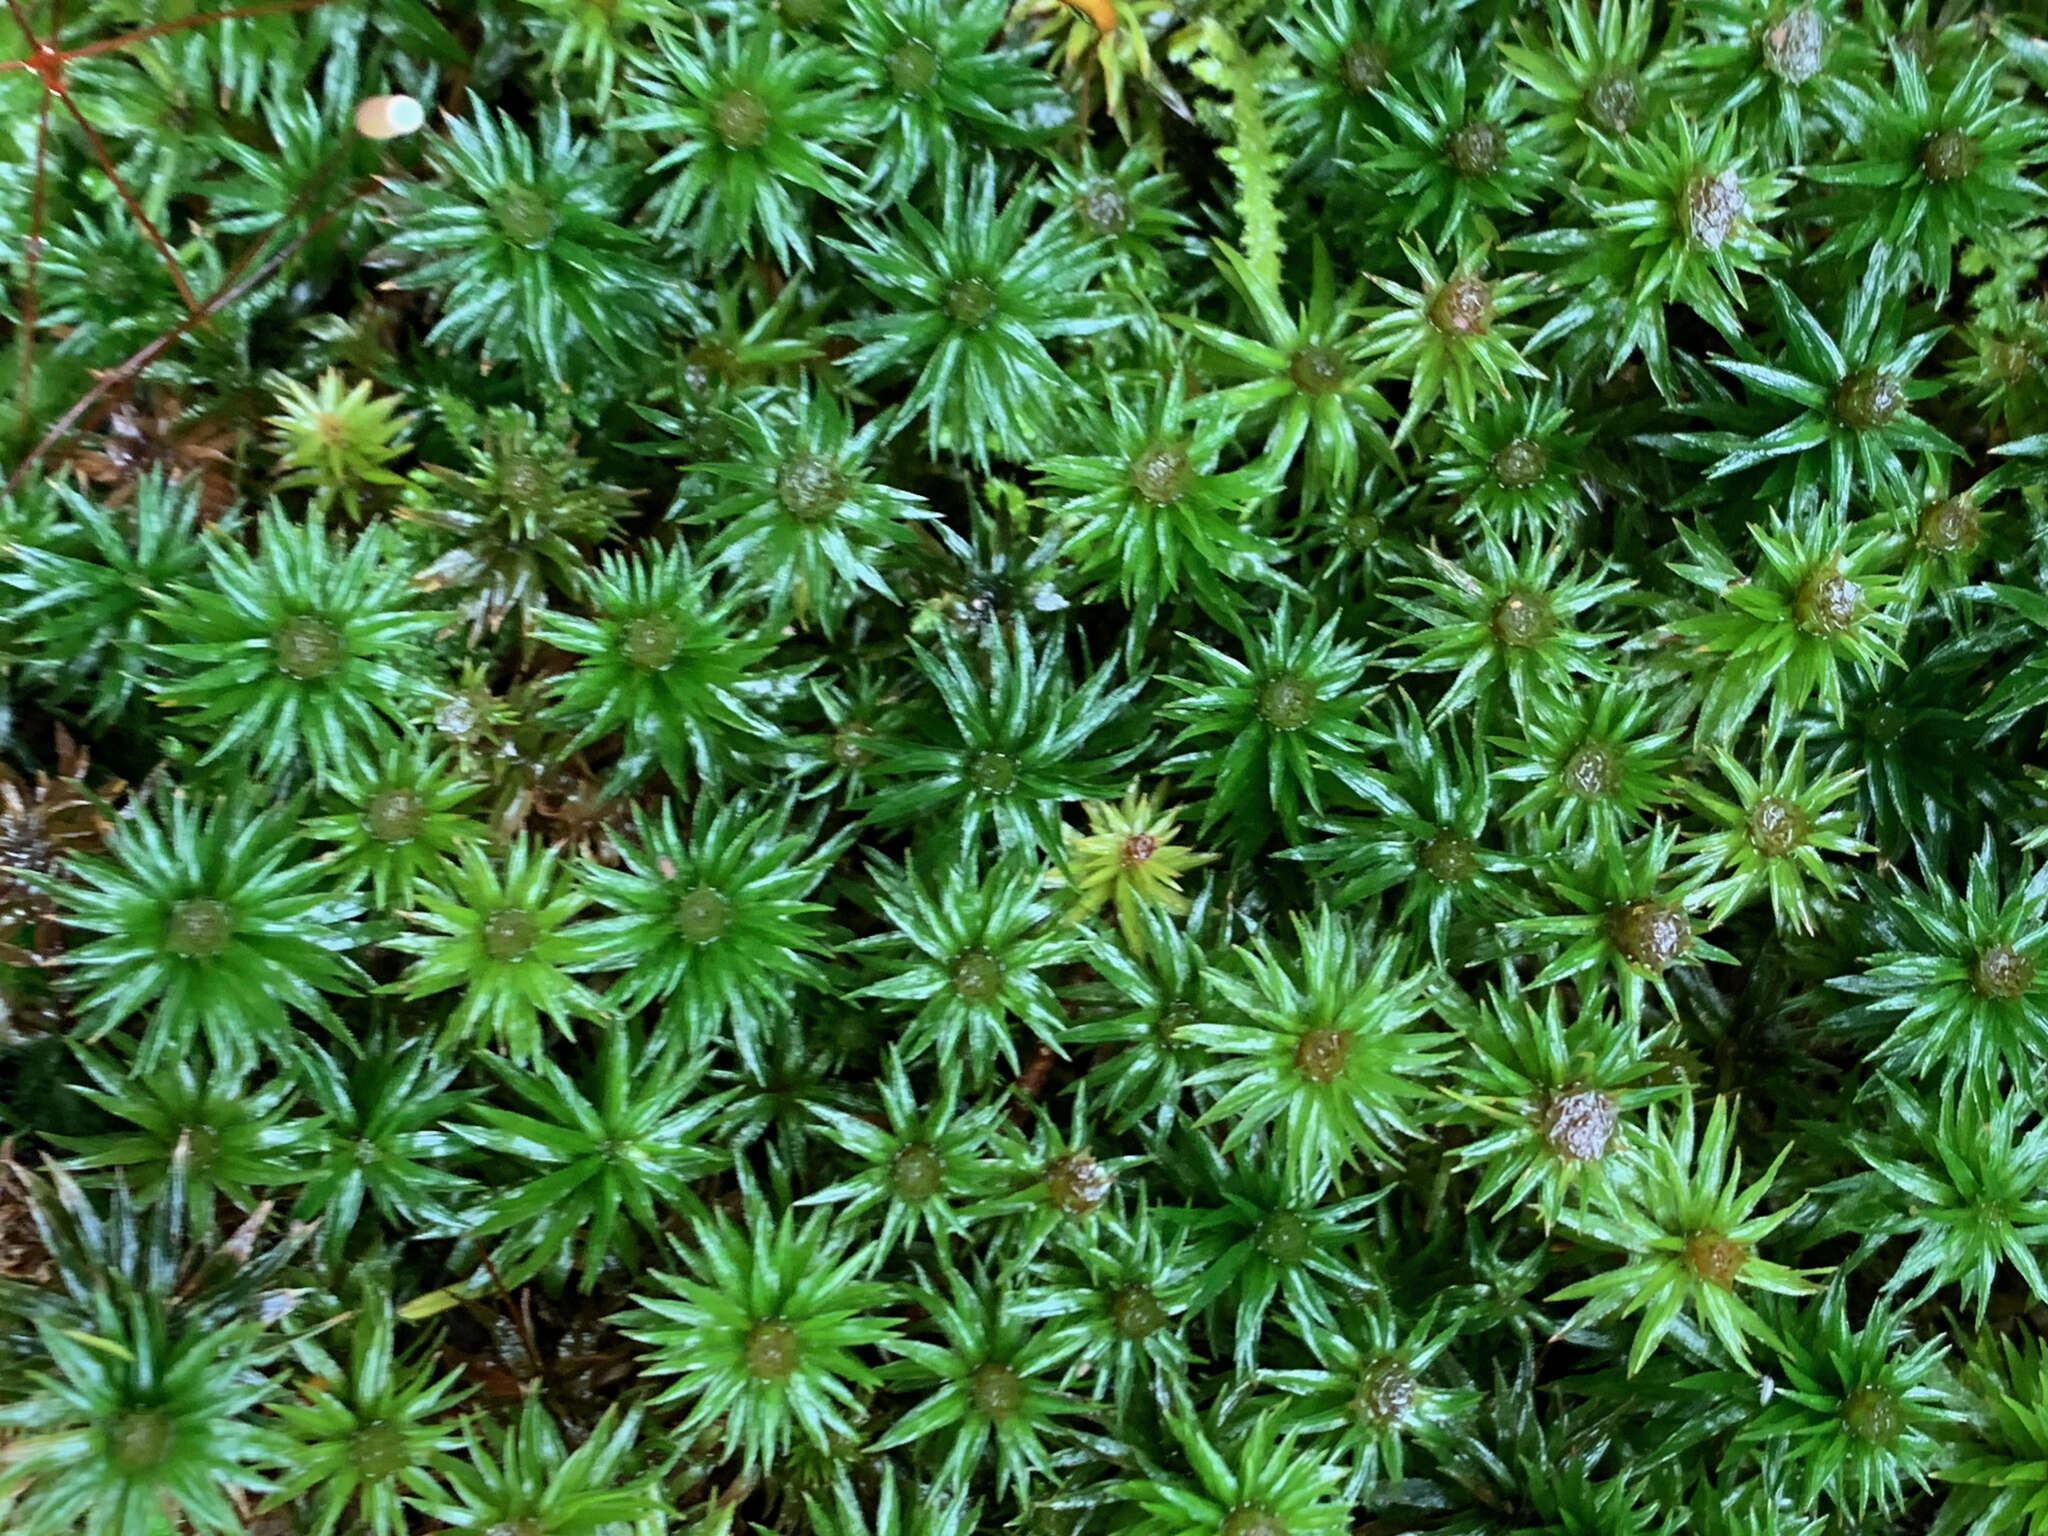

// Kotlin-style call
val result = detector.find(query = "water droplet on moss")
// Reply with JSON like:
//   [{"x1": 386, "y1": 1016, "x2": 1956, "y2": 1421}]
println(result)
[
  {"x1": 1129, "y1": 441, "x2": 1195, "y2": 506},
  {"x1": 967, "y1": 751, "x2": 1016, "y2": 793},
  {"x1": 274, "y1": 615, "x2": 345, "y2": 680},
  {"x1": 1491, "y1": 436, "x2": 1549, "y2": 489},
  {"x1": 886, "y1": 40, "x2": 939, "y2": 95},
  {"x1": 1288, "y1": 345, "x2": 1347, "y2": 395},
  {"x1": 943, "y1": 277, "x2": 998, "y2": 330},
  {"x1": 1339, "y1": 42, "x2": 1388, "y2": 94},
  {"x1": 167, "y1": 897, "x2": 235, "y2": 958},
  {"x1": 712, "y1": 90, "x2": 772, "y2": 150},
  {"x1": 1607, "y1": 900, "x2": 1692, "y2": 973},
  {"x1": 1563, "y1": 743, "x2": 1620, "y2": 800},
  {"x1": 365, "y1": 789, "x2": 427, "y2": 844},
  {"x1": 110, "y1": 1410, "x2": 175, "y2": 1473},
  {"x1": 1294, "y1": 1028, "x2": 1359, "y2": 1089},
  {"x1": 1844, "y1": 1385, "x2": 1904, "y2": 1444},
  {"x1": 969, "y1": 1361, "x2": 1024, "y2": 1420},
  {"x1": 1428, "y1": 274, "x2": 1494, "y2": 336},
  {"x1": 1918, "y1": 496, "x2": 1979, "y2": 554},
  {"x1": 1586, "y1": 74, "x2": 1640, "y2": 134},
  {"x1": 1257, "y1": 674, "x2": 1318, "y2": 731},
  {"x1": 1349, "y1": 1356, "x2": 1417, "y2": 1428},
  {"x1": 1446, "y1": 120, "x2": 1506, "y2": 177},
  {"x1": 1491, "y1": 589, "x2": 1556, "y2": 648},
  {"x1": 1220, "y1": 1509, "x2": 1288, "y2": 1536},
  {"x1": 1794, "y1": 567, "x2": 1865, "y2": 636},
  {"x1": 1420, "y1": 831, "x2": 1478, "y2": 883},
  {"x1": 482, "y1": 908, "x2": 539, "y2": 962},
  {"x1": 831, "y1": 726, "x2": 876, "y2": 768},
  {"x1": 1045, "y1": 1151, "x2": 1112, "y2": 1215},
  {"x1": 1974, "y1": 944, "x2": 2037, "y2": 1000},
  {"x1": 1762, "y1": 6, "x2": 1825, "y2": 84},
  {"x1": 891, "y1": 1142, "x2": 944, "y2": 1202},
  {"x1": 1835, "y1": 370, "x2": 1904, "y2": 431},
  {"x1": 621, "y1": 615, "x2": 684, "y2": 671},
  {"x1": 1919, "y1": 128, "x2": 1979, "y2": 184},
  {"x1": 1077, "y1": 182, "x2": 1133, "y2": 236},
  {"x1": 745, "y1": 1320, "x2": 802, "y2": 1380},
  {"x1": 1111, "y1": 1284, "x2": 1168, "y2": 1339},
  {"x1": 1256, "y1": 1210, "x2": 1312, "y2": 1263},
  {"x1": 1747, "y1": 797, "x2": 1808, "y2": 859},
  {"x1": 674, "y1": 887, "x2": 730, "y2": 943},
  {"x1": 951, "y1": 947, "x2": 1004, "y2": 1002},
  {"x1": 351, "y1": 1420, "x2": 412, "y2": 1480},
  {"x1": 1685, "y1": 1230, "x2": 1749, "y2": 1288},
  {"x1": 777, "y1": 453, "x2": 849, "y2": 523},
  {"x1": 1685, "y1": 171, "x2": 1749, "y2": 250},
  {"x1": 493, "y1": 187, "x2": 558, "y2": 249}
]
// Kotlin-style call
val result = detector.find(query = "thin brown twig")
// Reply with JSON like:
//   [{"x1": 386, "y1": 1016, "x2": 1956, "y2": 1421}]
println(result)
[
  {"x1": 0, "y1": 0, "x2": 340, "y2": 70},
  {"x1": 3, "y1": 0, "x2": 205, "y2": 317},
  {"x1": 39, "y1": 0, "x2": 337, "y2": 61},
  {"x1": 7, "y1": 206, "x2": 341, "y2": 494},
  {"x1": 477, "y1": 1250, "x2": 547, "y2": 1385},
  {"x1": 3, "y1": 0, "x2": 354, "y2": 425},
  {"x1": 17, "y1": 92, "x2": 52, "y2": 436},
  {"x1": 11, "y1": 93, "x2": 366, "y2": 492},
  {"x1": 47, "y1": 87, "x2": 206, "y2": 315}
]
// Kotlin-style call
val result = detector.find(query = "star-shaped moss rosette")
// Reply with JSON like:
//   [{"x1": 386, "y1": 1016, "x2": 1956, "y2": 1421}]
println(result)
[
  {"x1": 1810, "y1": 47, "x2": 2048, "y2": 302},
  {"x1": 1036, "y1": 369, "x2": 1290, "y2": 622},
  {"x1": 1944, "y1": 1332, "x2": 2048, "y2": 1536},
  {"x1": 378, "y1": 97, "x2": 685, "y2": 382},
  {"x1": 1443, "y1": 984, "x2": 1680, "y2": 1226},
  {"x1": 1159, "y1": 601, "x2": 1386, "y2": 836},
  {"x1": 1502, "y1": 823, "x2": 1735, "y2": 1026},
  {"x1": 618, "y1": 18, "x2": 867, "y2": 269},
  {"x1": 1012, "y1": 1188, "x2": 1202, "y2": 1421},
  {"x1": 621, "y1": 1198, "x2": 899, "y2": 1474},
  {"x1": 151, "y1": 511, "x2": 441, "y2": 784},
  {"x1": 1670, "y1": 500, "x2": 1907, "y2": 744},
  {"x1": 1500, "y1": 0, "x2": 1667, "y2": 165},
  {"x1": 1675, "y1": 741, "x2": 1870, "y2": 934},
  {"x1": 8, "y1": 0, "x2": 2048, "y2": 1528},
  {"x1": 1839, "y1": 1084, "x2": 2048, "y2": 1324},
  {"x1": 874, "y1": 1263, "x2": 1084, "y2": 1501},
  {"x1": 1264, "y1": 1294, "x2": 1481, "y2": 1499},
  {"x1": 1722, "y1": 1283, "x2": 1961, "y2": 1523},
  {"x1": 387, "y1": 839, "x2": 608, "y2": 1062},
  {"x1": 1185, "y1": 908, "x2": 1451, "y2": 1192},
  {"x1": 1835, "y1": 838, "x2": 2048, "y2": 1094},
  {"x1": 1661, "y1": 251, "x2": 1962, "y2": 515},
  {"x1": 1047, "y1": 787, "x2": 1216, "y2": 957},
  {"x1": 55, "y1": 793, "x2": 364, "y2": 1072},
  {"x1": 1285, "y1": 698, "x2": 1529, "y2": 962},
  {"x1": 1116, "y1": 1414, "x2": 1351, "y2": 1536},
  {"x1": 853, "y1": 849, "x2": 1086, "y2": 1083},
  {"x1": 1517, "y1": 114, "x2": 1790, "y2": 394},
  {"x1": 1551, "y1": 1094, "x2": 1824, "y2": 1375},
  {"x1": 1170, "y1": 239, "x2": 1396, "y2": 509}
]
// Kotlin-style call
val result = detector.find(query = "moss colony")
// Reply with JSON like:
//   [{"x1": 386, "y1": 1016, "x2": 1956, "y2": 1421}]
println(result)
[{"x1": 2, "y1": 0, "x2": 2048, "y2": 1533}]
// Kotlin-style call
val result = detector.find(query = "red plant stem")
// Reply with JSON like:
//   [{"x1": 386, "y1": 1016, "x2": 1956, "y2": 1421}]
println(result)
[
  {"x1": 53, "y1": 0, "x2": 338, "y2": 59},
  {"x1": 3, "y1": 0, "x2": 206, "y2": 317},
  {"x1": 17, "y1": 92, "x2": 52, "y2": 435},
  {"x1": 9, "y1": 98, "x2": 362, "y2": 489},
  {"x1": 6, "y1": 0, "x2": 363, "y2": 440},
  {"x1": 0, "y1": 0, "x2": 339, "y2": 70},
  {"x1": 7, "y1": 206, "x2": 341, "y2": 494},
  {"x1": 48, "y1": 86, "x2": 206, "y2": 316}
]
